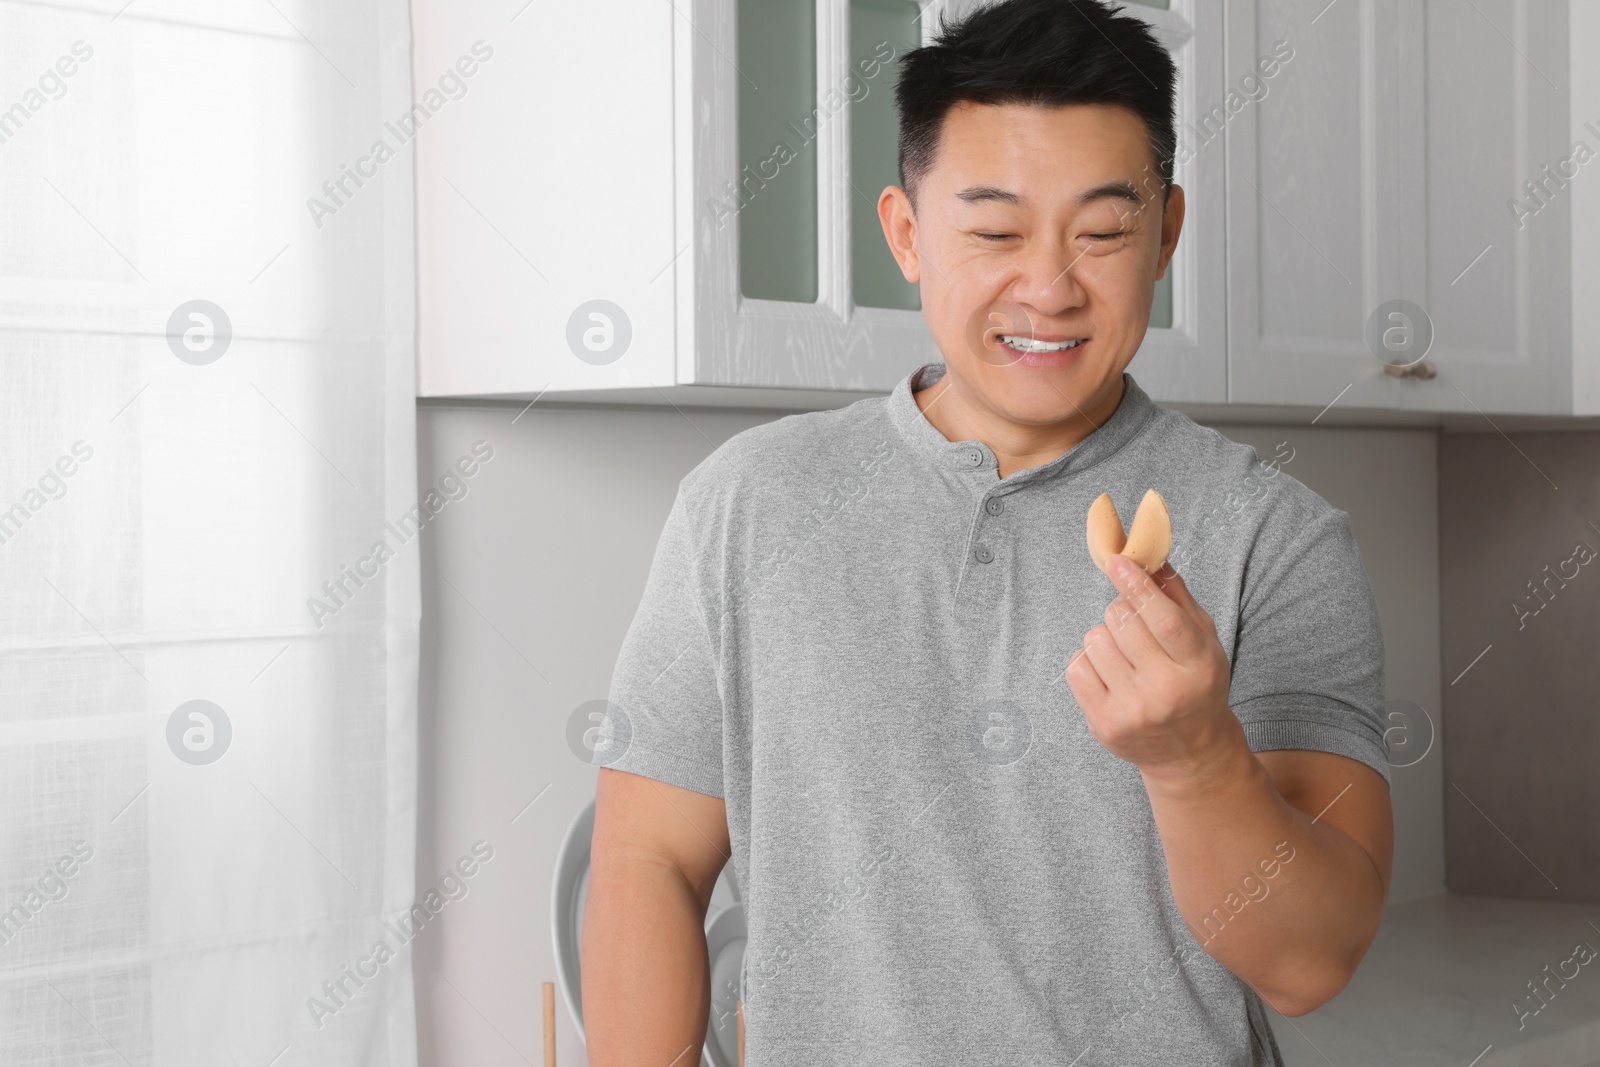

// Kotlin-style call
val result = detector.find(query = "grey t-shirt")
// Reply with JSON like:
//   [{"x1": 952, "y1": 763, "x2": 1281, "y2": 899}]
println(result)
[{"x1": 604, "y1": 363, "x2": 1389, "y2": 1066}]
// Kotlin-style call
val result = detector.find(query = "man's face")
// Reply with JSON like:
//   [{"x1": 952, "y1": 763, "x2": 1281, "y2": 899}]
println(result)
[{"x1": 881, "y1": 101, "x2": 1183, "y2": 424}]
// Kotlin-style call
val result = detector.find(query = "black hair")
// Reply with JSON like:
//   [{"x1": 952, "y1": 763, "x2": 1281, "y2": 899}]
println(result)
[{"x1": 894, "y1": 0, "x2": 1177, "y2": 209}]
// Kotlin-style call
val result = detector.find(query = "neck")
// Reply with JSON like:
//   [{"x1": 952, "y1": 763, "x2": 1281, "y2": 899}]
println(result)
[{"x1": 915, "y1": 369, "x2": 1126, "y2": 479}]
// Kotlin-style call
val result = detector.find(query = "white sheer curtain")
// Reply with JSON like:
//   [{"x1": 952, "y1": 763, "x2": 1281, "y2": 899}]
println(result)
[{"x1": 0, "y1": 2, "x2": 418, "y2": 1064}]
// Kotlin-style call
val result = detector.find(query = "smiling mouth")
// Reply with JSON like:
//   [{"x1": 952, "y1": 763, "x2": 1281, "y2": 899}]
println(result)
[{"x1": 997, "y1": 334, "x2": 1086, "y2": 354}]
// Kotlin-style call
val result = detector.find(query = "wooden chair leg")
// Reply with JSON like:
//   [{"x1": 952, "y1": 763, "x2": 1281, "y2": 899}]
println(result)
[{"x1": 544, "y1": 981, "x2": 556, "y2": 1066}]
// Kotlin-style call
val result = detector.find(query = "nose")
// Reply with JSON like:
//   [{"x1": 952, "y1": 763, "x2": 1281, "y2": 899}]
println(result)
[{"x1": 1009, "y1": 233, "x2": 1089, "y2": 319}]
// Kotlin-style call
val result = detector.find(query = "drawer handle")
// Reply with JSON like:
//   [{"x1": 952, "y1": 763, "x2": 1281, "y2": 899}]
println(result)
[{"x1": 1383, "y1": 359, "x2": 1437, "y2": 379}]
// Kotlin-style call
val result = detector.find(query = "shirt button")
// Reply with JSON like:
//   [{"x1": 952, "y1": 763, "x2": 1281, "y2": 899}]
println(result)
[
  {"x1": 973, "y1": 544, "x2": 994, "y2": 564},
  {"x1": 985, "y1": 497, "x2": 1005, "y2": 516},
  {"x1": 966, "y1": 449, "x2": 983, "y2": 467}
]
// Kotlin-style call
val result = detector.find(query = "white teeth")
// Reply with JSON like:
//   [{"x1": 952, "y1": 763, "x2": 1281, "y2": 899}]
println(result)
[{"x1": 999, "y1": 335, "x2": 1083, "y2": 353}]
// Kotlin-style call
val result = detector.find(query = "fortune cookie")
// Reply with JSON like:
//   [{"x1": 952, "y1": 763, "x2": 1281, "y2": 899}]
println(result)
[{"x1": 1086, "y1": 488, "x2": 1171, "y2": 575}]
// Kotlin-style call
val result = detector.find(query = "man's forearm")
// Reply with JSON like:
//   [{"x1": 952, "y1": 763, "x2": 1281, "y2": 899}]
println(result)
[
  {"x1": 1139, "y1": 724, "x2": 1385, "y2": 1015},
  {"x1": 582, "y1": 853, "x2": 712, "y2": 1065}
]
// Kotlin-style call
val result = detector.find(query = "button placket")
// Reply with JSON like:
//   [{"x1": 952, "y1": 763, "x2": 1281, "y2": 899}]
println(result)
[
  {"x1": 956, "y1": 490, "x2": 1008, "y2": 620},
  {"x1": 971, "y1": 489, "x2": 1009, "y2": 565}
]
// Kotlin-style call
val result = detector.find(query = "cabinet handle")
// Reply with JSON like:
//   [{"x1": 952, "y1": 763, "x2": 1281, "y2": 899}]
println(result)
[{"x1": 1382, "y1": 360, "x2": 1437, "y2": 380}]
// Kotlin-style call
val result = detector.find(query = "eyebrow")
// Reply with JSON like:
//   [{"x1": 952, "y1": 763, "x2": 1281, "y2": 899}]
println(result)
[{"x1": 954, "y1": 180, "x2": 1145, "y2": 208}]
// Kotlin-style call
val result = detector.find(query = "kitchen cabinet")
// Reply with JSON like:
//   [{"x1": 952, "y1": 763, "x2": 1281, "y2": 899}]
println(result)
[
  {"x1": 1575, "y1": 0, "x2": 1600, "y2": 418},
  {"x1": 1103, "y1": 0, "x2": 1229, "y2": 405},
  {"x1": 1224, "y1": 0, "x2": 1420, "y2": 411},
  {"x1": 415, "y1": 0, "x2": 1226, "y2": 405},
  {"x1": 1410, "y1": 0, "x2": 1573, "y2": 416},
  {"x1": 416, "y1": 0, "x2": 1595, "y2": 417},
  {"x1": 693, "y1": 0, "x2": 936, "y2": 394},
  {"x1": 413, "y1": 0, "x2": 679, "y2": 401},
  {"x1": 1227, "y1": 0, "x2": 1591, "y2": 416}
]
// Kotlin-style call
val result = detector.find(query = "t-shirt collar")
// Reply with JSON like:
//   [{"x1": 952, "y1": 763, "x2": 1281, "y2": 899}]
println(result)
[{"x1": 885, "y1": 362, "x2": 1157, "y2": 485}]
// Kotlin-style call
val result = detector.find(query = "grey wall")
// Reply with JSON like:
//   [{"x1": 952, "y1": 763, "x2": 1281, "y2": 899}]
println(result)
[
  {"x1": 1214, "y1": 422, "x2": 1444, "y2": 907},
  {"x1": 412, "y1": 400, "x2": 1445, "y2": 1067},
  {"x1": 413, "y1": 401, "x2": 777, "y2": 1067},
  {"x1": 1439, "y1": 430, "x2": 1600, "y2": 900}
]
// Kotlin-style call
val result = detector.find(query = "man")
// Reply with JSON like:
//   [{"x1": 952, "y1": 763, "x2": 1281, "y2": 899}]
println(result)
[{"x1": 583, "y1": 1, "x2": 1393, "y2": 1063}]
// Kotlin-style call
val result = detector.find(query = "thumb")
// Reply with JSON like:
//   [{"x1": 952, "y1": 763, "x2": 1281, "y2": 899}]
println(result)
[{"x1": 1153, "y1": 560, "x2": 1210, "y2": 628}]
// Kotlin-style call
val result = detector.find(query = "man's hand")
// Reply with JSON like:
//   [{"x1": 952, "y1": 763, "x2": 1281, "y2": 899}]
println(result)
[
  {"x1": 1066, "y1": 552, "x2": 1393, "y2": 1016},
  {"x1": 1065, "y1": 552, "x2": 1239, "y2": 779}
]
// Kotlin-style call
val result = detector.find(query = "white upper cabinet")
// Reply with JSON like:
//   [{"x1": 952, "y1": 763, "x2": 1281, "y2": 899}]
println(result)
[
  {"x1": 1410, "y1": 0, "x2": 1571, "y2": 415},
  {"x1": 413, "y1": 0, "x2": 679, "y2": 399},
  {"x1": 699, "y1": 0, "x2": 1227, "y2": 401},
  {"x1": 1574, "y1": 0, "x2": 1600, "y2": 417},
  {"x1": 1107, "y1": 0, "x2": 1229, "y2": 405},
  {"x1": 416, "y1": 0, "x2": 1592, "y2": 416},
  {"x1": 415, "y1": 0, "x2": 1226, "y2": 404},
  {"x1": 1227, "y1": 0, "x2": 1587, "y2": 416},
  {"x1": 1225, "y1": 0, "x2": 1419, "y2": 411},
  {"x1": 688, "y1": 0, "x2": 936, "y2": 394}
]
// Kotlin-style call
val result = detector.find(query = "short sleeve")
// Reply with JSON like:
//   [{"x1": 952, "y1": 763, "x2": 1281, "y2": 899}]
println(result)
[
  {"x1": 601, "y1": 482, "x2": 727, "y2": 799},
  {"x1": 1228, "y1": 503, "x2": 1392, "y2": 789}
]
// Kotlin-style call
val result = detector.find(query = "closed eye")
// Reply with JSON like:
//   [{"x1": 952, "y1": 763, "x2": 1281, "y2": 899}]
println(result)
[
  {"x1": 974, "y1": 232, "x2": 1016, "y2": 242},
  {"x1": 1086, "y1": 232, "x2": 1127, "y2": 241}
]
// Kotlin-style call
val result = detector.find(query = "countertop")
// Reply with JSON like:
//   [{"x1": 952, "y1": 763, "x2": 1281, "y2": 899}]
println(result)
[{"x1": 1268, "y1": 892, "x2": 1600, "y2": 1066}]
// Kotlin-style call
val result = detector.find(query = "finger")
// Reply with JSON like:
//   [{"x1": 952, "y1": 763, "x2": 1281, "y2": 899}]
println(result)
[
  {"x1": 1106, "y1": 554, "x2": 1208, "y2": 660},
  {"x1": 1150, "y1": 560, "x2": 1195, "y2": 610},
  {"x1": 1101, "y1": 592, "x2": 1168, "y2": 669},
  {"x1": 1064, "y1": 642, "x2": 1108, "y2": 712},
  {"x1": 1152, "y1": 561, "x2": 1217, "y2": 634},
  {"x1": 1081, "y1": 622, "x2": 1136, "y2": 695}
]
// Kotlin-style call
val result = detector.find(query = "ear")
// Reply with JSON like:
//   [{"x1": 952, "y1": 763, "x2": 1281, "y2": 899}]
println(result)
[
  {"x1": 878, "y1": 185, "x2": 921, "y2": 284},
  {"x1": 1156, "y1": 182, "x2": 1186, "y2": 281}
]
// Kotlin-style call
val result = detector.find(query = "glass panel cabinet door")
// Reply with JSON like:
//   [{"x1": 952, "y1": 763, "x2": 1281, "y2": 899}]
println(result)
[
  {"x1": 738, "y1": 0, "x2": 819, "y2": 303},
  {"x1": 1107, "y1": 1, "x2": 1223, "y2": 400},
  {"x1": 706, "y1": 0, "x2": 1222, "y2": 398},
  {"x1": 1150, "y1": 254, "x2": 1172, "y2": 329},
  {"x1": 1124, "y1": 0, "x2": 1175, "y2": 330},
  {"x1": 710, "y1": 0, "x2": 939, "y2": 392},
  {"x1": 850, "y1": 0, "x2": 922, "y2": 311},
  {"x1": 846, "y1": 0, "x2": 1169, "y2": 322}
]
